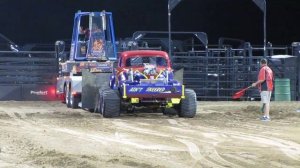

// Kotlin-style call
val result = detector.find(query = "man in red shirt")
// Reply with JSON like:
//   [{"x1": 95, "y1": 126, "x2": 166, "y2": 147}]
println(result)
[{"x1": 252, "y1": 58, "x2": 274, "y2": 121}]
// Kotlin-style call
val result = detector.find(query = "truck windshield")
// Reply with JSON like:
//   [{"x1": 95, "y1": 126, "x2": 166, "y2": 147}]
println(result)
[{"x1": 125, "y1": 56, "x2": 167, "y2": 67}]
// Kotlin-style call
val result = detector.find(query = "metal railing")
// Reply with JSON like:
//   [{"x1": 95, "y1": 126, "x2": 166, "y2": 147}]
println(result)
[{"x1": 172, "y1": 45, "x2": 298, "y2": 100}]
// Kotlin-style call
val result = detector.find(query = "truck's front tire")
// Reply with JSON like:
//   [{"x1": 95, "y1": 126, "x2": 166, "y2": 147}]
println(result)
[
  {"x1": 100, "y1": 89, "x2": 120, "y2": 118},
  {"x1": 178, "y1": 89, "x2": 197, "y2": 118}
]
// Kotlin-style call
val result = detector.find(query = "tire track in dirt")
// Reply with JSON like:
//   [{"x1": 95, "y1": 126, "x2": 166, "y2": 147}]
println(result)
[
  {"x1": 170, "y1": 123, "x2": 246, "y2": 167},
  {"x1": 54, "y1": 127, "x2": 182, "y2": 151},
  {"x1": 112, "y1": 120, "x2": 244, "y2": 168},
  {"x1": 0, "y1": 108, "x2": 32, "y2": 168},
  {"x1": 1, "y1": 101, "x2": 300, "y2": 167},
  {"x1": 0, "y1": 150, "x2": 24, "y2": 168},
  {"x1": 4, "y1": 107, "x2": 299, "y2": 167},
  {"x1": 1, "y1": 109, "x2": 186, "y2": 167},
  {"x1": 158, "y1": 119, "x2": 242, "y2": 166},
  {"x1": 221, "y1": 153, "x2": 256, "y2": 165},
  {"x1": 1, "y1": 108, "x2": 22, "y2": 120},
  {"x1": 116, "y1": 118, "x2": 300, "y2": 167},
  {"x1": 43, "y1": 115, "x2": 300, "y2": 167},
  {"x1": 175, "y1": 138, "x2": 238, "y2": 168},
  {"x1": 1, "y1": 108, "x2": 105, "y2": 167},
  {"x1": 176, "y1": 119, "x2": 300, "y2": 165},
  {"x1": 49, "y1": 127, "x2": 186, "y2": 168},
  {"x1": 230, "y1": 134, "x2": 300, "y2": 161}
]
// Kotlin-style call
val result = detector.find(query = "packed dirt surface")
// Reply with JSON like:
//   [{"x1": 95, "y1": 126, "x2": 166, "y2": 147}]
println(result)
[{"x1": 0, "y1": 101, "x2": 300, "y2": 168}]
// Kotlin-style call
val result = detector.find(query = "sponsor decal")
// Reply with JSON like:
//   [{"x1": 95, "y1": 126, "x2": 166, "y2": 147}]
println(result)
[
  {"x1": 30, "y1": 90, "x2": 48, "y2": 96},
  {"x1": 146, "y1": 87, "x2": 166, "y2": 92},
  {"x1": 129, "y1": 87, "x2": 143, "y2": 92}
]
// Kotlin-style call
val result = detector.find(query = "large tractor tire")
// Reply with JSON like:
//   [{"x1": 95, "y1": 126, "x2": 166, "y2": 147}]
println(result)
[
  {"x1": 100, "y1": 89, "x2": 120, "y2": 118},
  {"x1": 178, "y1": 89, "x2": 197, "y2": 118}
]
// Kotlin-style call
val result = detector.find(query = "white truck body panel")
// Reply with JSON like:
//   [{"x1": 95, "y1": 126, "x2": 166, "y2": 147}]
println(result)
[{"x1": 56, "y1": 76, "x2": 82, "y2": 94}]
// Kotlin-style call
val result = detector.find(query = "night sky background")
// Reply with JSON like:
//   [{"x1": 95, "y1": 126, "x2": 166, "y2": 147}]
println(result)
[{"x1": 1, "y1": 0, "x2": 300, "y2": 46}]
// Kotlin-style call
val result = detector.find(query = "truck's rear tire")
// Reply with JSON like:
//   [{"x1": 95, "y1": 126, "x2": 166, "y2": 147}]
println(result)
[
  {"x1": 65, "y1": 85, "x2": 71, "y2": 108},
  {"x1": 70, "y1": 94, "x2": 80, "y2": 109},
  {"x1": 178, "y1": 89, "x2": 197, "y2": 118},
  {"x1": 94, "y1": 91, "x2": 103, "y2": 113},
  {"x1": 100, "y1": 89, "x2": 120, "y2": 118},
  {"x1": 61, "y1": 91, "x2": 66, "y2": 104}
]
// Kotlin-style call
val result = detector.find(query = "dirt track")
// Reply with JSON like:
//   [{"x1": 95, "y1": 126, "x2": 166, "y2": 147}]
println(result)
[{"x1": 0, "y1": 101, "x2": 300, "y2": 168}]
